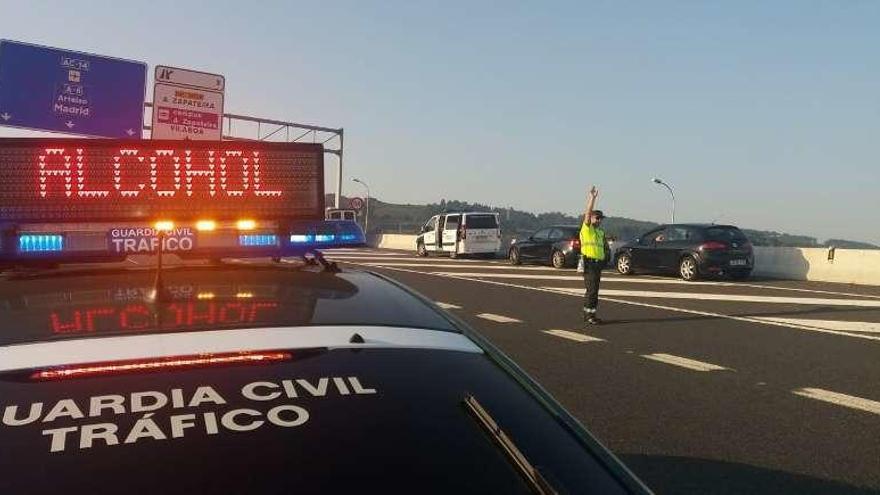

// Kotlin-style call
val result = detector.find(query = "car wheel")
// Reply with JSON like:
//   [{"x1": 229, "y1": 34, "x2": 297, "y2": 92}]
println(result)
[
  {"x1": 679, "y1": 256, "x2": 699, "y2": 281},
  {"x1": 509, "y1": 247, "x2": 521, "y2": 265},
  {"x1": 729, "y1": 269, "x2": 751, "y2": 281},
  {"x1": 417, "y1": 242, "x2": 427, "y2": 257},
  {"x1": 551, "y1": 249, "x2": 566, "y2": 269},
  {"x1": 616, "y1": 253, "x2": 634, "y2": 275}
]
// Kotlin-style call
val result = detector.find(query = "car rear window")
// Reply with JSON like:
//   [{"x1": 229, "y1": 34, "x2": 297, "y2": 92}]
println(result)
[
  {"x1": 704, "y1": 227, "x2": 748, "y2": 242},
  {"x1": 465, "y1": 215, "x2": 498, "y2": 229},
  {"x1": 0, "y1": 268, "x2": 458, "y2": 347}
]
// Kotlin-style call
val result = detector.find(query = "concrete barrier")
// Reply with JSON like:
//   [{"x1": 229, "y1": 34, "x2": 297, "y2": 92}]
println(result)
[
  {"x1": 365, "y1": 235, "x2": 880, "y2": 286},
  {"x1": 753, "y1": 246, "x2": 880, "y2": 285},
  {"x1": 371, "y1": 234, "x2": 417, "y2": 251}
]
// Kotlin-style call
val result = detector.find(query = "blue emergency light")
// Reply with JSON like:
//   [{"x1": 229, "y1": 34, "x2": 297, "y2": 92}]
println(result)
[
  {"x1": 239, "y1": 234, "x2": 279, "y2": 247},
  {"x1": 19, "y1": 234, "x2": 64, "y2": 252}
]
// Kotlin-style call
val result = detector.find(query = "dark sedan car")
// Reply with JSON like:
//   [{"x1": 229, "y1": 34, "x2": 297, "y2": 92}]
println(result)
[
  {"x1": 614, "y1": 224, "x2": 754, "y2": 280},
  {"x1": 508, "y1": 225, "x2": 581, "y2": 268}
]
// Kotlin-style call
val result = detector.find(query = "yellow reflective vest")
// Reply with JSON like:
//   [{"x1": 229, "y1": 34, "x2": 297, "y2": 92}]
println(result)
[{"x1": 579, "y1": 223, "x2": 606, "y2": 261}]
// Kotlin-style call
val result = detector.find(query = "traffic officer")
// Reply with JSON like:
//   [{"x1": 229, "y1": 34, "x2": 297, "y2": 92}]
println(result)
[{"x1": 580, "y1": 186, "x2": 609, "y2": 325}]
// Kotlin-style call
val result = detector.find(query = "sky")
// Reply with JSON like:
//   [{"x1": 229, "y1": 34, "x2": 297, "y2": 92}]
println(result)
[{"x1": 1, "y1": 0, "x2": 878, "y2": 243}]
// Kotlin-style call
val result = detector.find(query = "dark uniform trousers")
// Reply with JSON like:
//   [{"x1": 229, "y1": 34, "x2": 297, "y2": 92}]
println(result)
[{"x1": 582, "y1": 257, "x2": 602, "y2": 318}]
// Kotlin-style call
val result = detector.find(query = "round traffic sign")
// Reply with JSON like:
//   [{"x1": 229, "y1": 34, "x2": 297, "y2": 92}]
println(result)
[{"x1": 349, "y1": 197, "x2": 365, "y2": 210}]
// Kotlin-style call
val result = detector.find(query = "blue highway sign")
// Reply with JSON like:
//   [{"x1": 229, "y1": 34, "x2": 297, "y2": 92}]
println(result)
[{"x1": 0, "y1": 40, "x2": 147, "y2": 138}]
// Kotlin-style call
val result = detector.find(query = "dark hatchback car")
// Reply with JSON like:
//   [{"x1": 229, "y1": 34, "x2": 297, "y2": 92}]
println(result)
[
  {"x1": 508, "y1": 225, "x2": 582, "y2": 269},
  {"x1": 614, "y1": 224, "x2": 754, "y2": 280}
]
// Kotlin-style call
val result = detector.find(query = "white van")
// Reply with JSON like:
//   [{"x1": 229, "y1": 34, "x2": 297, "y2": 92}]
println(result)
[{"x1": 416, "y1": 212, "x2": 501, "y2": 258}]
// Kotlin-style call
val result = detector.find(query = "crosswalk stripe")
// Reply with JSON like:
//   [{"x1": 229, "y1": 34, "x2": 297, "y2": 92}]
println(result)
[
  {"x1": 641, "y1": 353, "x2": 731, "y2": 372},
  {"x1": 544, "y1": 287, "x2": 880, "y2": 308},
  {"x1": 793, "y1": 388, "x2": 880, "y2": 415},
  {"x1": 435, "y1": 302, "x2": 461, "y2": 310},
  {"x1": 543, "y1": 329, "x2": 605, "y2": 342},
  {"x1": 475, "y1": 313, "x2": 522, "y2": 323}
]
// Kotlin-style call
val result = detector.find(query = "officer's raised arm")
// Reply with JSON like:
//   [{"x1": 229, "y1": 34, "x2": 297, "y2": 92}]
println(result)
[{"x1": 584, "y1": 186, "x2": 599, "y2": 224}]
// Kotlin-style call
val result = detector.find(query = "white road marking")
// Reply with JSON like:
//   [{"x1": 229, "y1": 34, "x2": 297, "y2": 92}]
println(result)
[
  {"x1": 639, "y1": 275, "x2": 880, "y2": 300},
  {"x1": 435, "y1": 302, "x2": 462, "y2": 310},
  {"x1": 331, "y1": 256, "x2": 496, "y2": 264},
  {"x1": 642, "y1": 353, "x2": 731, "y2": 372},
  {"x1": 543, "y1": 329, "x2": 605, "y2": 342},
  {"x1": 434, "y1": 271, "x2": 682, "y2": 282},
  {"x1": 435, "y1": 272, "x2": 583, "y2": 280},
  {"x1": 359, "y1": 262, "x2": 557, "y2": 270},
  {"x1": 793, "y1": 388, "x2": 880, "y2": 415},
  {"x1": 545, "y1": 287, "x2": 880, "y2": 308},
  {"x1": 324, "y1": 251, "x2": 416, "y2": 259},
  {"x1": 750, "y1": 318, "x2": 880, "y2": 334},
  {"x1": 354, "y1": 264, "x2": 880, "y2": 342},
  {"x1": 476, "y1": 313, "x2": 522, "y2": 323},
  {"x1": 352, "y1": 254, "x2": 880, "y2": 299}
]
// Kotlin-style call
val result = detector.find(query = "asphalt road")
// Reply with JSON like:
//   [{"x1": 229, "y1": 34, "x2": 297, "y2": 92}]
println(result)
[{"x1": 325, "y1": 247, "x2": 880, "y2": 495}]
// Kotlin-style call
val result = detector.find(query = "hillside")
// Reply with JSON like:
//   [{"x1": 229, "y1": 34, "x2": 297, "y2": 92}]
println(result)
[{"x1": 326, "y1": 195, "x2": 878, "y2": 249}]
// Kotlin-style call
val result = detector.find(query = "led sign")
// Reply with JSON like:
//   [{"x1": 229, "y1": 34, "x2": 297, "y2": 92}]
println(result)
[{"x1": 0, "y1": 139, "x2": 324, "y2": 222}]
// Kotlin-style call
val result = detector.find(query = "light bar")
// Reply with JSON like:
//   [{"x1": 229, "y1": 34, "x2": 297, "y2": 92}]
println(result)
[
  {"x1": 30, "y1": 351, "x2": 292, "y2": 381},
  {"x1": 239, "y1": 234, "x2": 278, "y2": 247},
  {"x1": 19, "y1": 234, "x2": 64, "y2": 252},
  {"x1": 314, "y1": 234, "x2": 336, "y2": 242}
]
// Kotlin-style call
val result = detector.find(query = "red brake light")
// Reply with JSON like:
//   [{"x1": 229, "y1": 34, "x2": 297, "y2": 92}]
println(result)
[
  {"x1": 30, "y1": 351, "x2": 291, "y2": 381},
  {"x1": 700, "y1": 241, "x2": 728, "y2": 250}
]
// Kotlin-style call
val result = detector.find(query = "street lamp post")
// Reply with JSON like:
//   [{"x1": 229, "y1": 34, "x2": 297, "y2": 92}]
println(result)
[
  {"x1": 652, "y1": 178, "x2": 676, "y2": 224},
  {"x1": 351, "y1": 177, "x2": 370, "y2": 234}
]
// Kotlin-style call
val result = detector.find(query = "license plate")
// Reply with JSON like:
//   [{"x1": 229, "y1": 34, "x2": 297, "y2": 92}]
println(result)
[
  {"x1": 729, "y1": 259, "x2": 747, "y2": 266},
  {"x1": 475, "y1": 235, "x2": 489, "y2": 240}
]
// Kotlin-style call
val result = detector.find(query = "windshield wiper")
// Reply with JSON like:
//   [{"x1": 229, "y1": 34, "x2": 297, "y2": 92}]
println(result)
[{"x1": 463, "y1": 394, "x2": 559, "y2": 495}]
